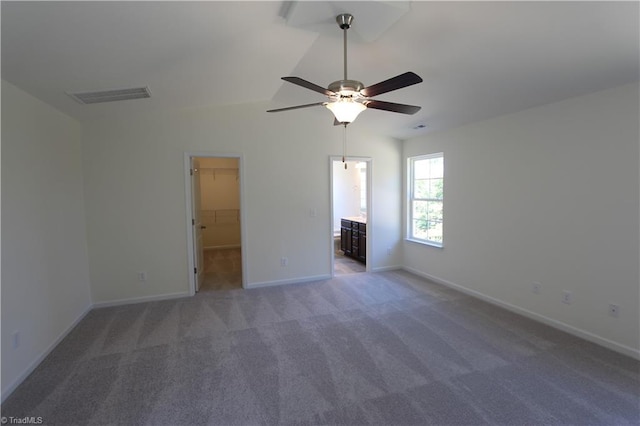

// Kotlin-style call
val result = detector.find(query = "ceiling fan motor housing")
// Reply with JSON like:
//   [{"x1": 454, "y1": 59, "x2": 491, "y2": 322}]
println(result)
[{"x1": 328, "y1": 79, "x2": 365, "y2": 97}]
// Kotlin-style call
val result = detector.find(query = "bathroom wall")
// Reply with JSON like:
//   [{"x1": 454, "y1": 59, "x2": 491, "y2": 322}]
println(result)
[{"x1": 332, "y1": 160, "x2": 365, "y2": 233}]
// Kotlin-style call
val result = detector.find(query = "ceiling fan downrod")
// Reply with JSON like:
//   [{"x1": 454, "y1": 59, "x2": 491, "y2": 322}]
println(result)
[{"x1": 336, "y1": 14, "x2": 353, "y2": 81}]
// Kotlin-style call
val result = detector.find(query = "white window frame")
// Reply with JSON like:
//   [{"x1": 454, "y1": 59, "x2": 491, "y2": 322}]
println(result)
[{"x1": 407, "y1": 152, "x2": 444, "y2": 247}]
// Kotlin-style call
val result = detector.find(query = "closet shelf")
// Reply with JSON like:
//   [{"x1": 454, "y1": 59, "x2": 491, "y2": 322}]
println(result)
[
  {"x1": 201, "y1": 209, "x2": 240, "y2": 224},
  {"x1": 198, "y1": 167, "x2": 239, "y2": 180}
]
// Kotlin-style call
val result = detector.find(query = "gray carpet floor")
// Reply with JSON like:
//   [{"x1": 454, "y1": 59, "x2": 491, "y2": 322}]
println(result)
[{"x1": 2, "y1": 270, "x2": 639, "y2": 425}]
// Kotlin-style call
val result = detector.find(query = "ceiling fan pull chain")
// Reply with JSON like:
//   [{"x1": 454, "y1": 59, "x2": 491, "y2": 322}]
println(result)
[{"x1": 343, "y1": 123, "x2": 348, "y2": 169}]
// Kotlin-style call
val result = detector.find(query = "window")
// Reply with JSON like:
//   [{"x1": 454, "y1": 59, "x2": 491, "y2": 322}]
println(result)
[{"x1": 408, "y1": 153, "x2": 444, "y2": 246}]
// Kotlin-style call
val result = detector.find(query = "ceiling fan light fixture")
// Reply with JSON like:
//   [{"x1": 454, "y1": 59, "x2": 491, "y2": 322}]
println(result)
[{"x1": 326, "y1": 99, "x2": 366, "y2": 123}]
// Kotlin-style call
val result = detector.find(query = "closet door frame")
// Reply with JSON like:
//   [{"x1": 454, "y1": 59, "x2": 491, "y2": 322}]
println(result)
[{"x1": 184, "y1": 152, "x2": 247, "y2": 295}]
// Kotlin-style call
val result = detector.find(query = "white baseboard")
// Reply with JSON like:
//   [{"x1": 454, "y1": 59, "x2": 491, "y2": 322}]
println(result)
[
  {"x1": 1, "y1": 304, "x2": 93, "y2": 403},
  {"x1": 371, "y1": 265, "x2": 402, "y2": 273},
  {"x1": 92, "y1": 291, "x2": 191, "y2": 308},
  {"x1": 402, "y1": 266, "x2": 640, "y2": 360},
  {"x1": 247, "y1": 274, "x2": 332, "y2": 289}
]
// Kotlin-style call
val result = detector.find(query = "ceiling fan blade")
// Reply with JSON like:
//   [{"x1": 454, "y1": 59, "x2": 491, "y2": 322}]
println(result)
[
  {"x1": 282, "y1": 77, "x2": 335, "y2": 96},
  {"x1": 365, "y1": 100, "x2": 421, "y2": 115},
  {"x1": 267, "y1": 102, "x2": 326, "y2": 113},
  {"x1": 360, "y1": 72, "x2": 423, "y2": 98}
]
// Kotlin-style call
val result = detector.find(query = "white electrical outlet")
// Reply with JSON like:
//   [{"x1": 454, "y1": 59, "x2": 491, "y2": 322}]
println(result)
[
  {"x1": 532, "y1": 282, "x2": 541, "y2": 294},
  {"x1": 609, "y1": 303, "x2": 620, "y2": 318},
  {"x1": 280, "y1": 257, "x2": 288, "y2": 267},
  {"x1": 562, "y1": 290, "x2": 572, "y2": 305},
  {"x1": 138, "y1": 271, "x2": 147, "y2": 282},
  {"x1": 12, "y1": 331, "x2": 19, "y2": 349}
]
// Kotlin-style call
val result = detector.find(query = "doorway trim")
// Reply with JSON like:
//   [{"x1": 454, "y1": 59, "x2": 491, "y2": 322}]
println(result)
[
  {"x1": 329, "y1": 156, "x2": 373, "y2": 276},
  {"x1": 184, "y1": 152, "x2": 248, "y2": 295}
]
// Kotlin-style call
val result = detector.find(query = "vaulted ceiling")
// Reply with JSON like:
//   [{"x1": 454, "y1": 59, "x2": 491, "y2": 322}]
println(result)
[{"x1": 2, "y1": 1, "x2": 638, "y2": 139}]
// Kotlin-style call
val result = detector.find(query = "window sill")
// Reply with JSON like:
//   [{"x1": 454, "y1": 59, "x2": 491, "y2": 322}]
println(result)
[{"x1": 405, "y1": 238, "x2": 443, "y2": 249}]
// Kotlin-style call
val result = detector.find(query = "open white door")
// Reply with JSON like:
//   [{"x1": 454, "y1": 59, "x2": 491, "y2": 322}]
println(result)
[{"x1": 191, "y1": 158, "x2": 205, "y2": 292}]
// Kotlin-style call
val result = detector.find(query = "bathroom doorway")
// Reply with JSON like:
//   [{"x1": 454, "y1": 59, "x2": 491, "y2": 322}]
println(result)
[{"x1": 330, "y1": 157, "x2": 371, "y2": 276}]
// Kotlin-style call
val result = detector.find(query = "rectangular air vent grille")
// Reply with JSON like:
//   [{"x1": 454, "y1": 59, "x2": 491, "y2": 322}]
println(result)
[{"x1": 68, "y1": 86, "x2": 151, "y2": 104}]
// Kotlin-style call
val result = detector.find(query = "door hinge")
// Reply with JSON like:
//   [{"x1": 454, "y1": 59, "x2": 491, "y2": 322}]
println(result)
[
  {"x1": 190, "y1": 168, "x2": 194, "y2": 176},
  {"x1": 194, "y1": 267, "x2": 197, "y2": 274},
  {"x1": 192, "y1": 218, "x2": 195, "y2": 225}
]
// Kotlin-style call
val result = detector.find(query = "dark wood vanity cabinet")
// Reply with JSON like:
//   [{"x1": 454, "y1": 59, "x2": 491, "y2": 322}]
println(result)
[
  {"x1": 340, "y1": 220, "x2": 352, "y2": 256},
  {"x1": 340, "y1": 218, "x2": 366, "y2": 263},
  {"x1": 357, "y1": 226, "x2": 366, "y2": 262}
]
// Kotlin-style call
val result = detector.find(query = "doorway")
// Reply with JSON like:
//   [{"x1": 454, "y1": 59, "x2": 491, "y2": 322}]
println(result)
[
  {"x1": 185, "y1": 154, "x2": 246, "y2": 295},
  {"x1": 330, "y1": 157, "x2": 371, "y2": 276}
]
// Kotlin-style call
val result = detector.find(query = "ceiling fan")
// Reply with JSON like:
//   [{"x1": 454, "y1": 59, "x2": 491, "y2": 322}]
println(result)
[{"x1": 267, "y1": 13, "x2": 423, "y2": 125}]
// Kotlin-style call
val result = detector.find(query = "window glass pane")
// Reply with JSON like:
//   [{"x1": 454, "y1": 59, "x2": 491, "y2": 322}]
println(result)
[
  {"x1": 412, "y1": 200, "x2": 428, "y2": 222},
  {"x1": 414, "y1": 179, "x2": 430, "y2": 199},
  {"x1": 429, "y1": 157, "x2": 443, "y2": 178},
  {"x1": 412, "y1": 219, "x2": 429, "y2": 240},
  {"x1": 414, "y1": 159, "x2": 430, "y2": 179},
  {"x1": 412, "y1": 200, "x2": 429, "y2": 238},
  {"x1": 426, "y1": 200, "x2": 443, "y2": 222},
  {"x1": 429, "y1": 178, "x2": 443, "y2": 200},
  {"x1": 426, "y1": 221, "x2": 443, "y2": 243}
]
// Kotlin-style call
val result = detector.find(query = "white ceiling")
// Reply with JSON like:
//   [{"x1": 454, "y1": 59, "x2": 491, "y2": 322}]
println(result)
[{"x1": 2, "y1": 1, "x2": 638, "y2": 139}]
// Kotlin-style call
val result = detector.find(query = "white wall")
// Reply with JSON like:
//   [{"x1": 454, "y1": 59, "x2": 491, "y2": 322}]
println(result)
[
  {"x1": 403, "y1": 82, "x2": 640, "y2": 357},
  {"x1": 1, "y1": 81, "x2": 93, "y2": 396},
  {"x1": 82, "y1": 101, "x2": 402, "y2": 301}
]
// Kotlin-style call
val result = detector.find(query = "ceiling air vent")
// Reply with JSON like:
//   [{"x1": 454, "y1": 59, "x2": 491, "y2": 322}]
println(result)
[{"x1": 67, "y1": 86, "x2": 151, "y2": 104}]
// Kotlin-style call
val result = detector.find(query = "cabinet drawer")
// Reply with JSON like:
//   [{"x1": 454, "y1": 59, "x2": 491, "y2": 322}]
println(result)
[{"x1": 341, "y1": 219, "x2": 351, "y2": 229}]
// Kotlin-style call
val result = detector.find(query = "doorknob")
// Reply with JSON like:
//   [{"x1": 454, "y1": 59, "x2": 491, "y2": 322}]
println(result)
[{"x1": 200, "y1": 225, "x2": 207, "y2": 230}]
